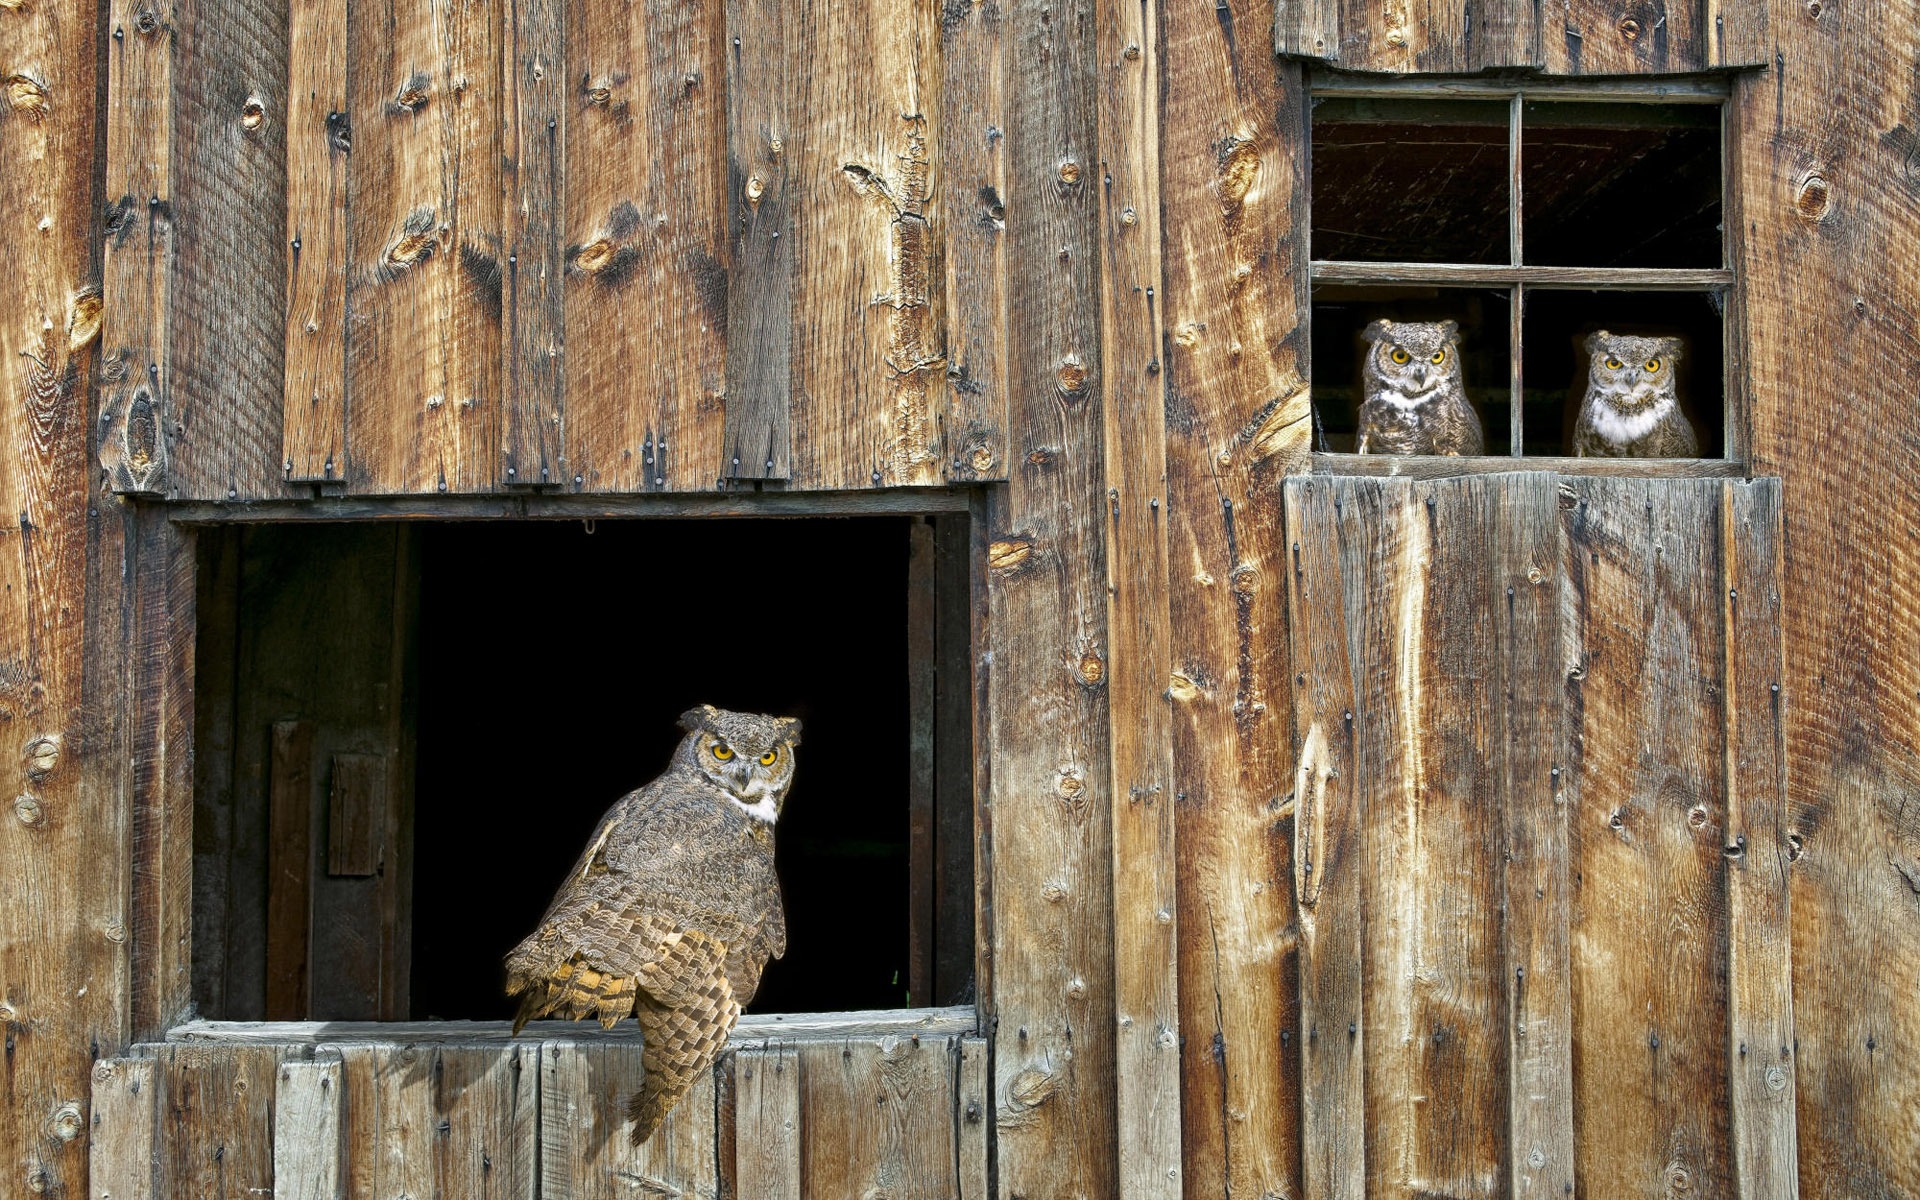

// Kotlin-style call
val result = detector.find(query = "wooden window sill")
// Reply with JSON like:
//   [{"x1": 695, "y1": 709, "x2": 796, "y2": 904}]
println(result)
[{"x1": 1311, "y1": 452, "x2": 1752, "y2": 480}]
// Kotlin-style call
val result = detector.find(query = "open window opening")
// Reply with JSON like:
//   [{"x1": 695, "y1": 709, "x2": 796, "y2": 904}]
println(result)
[
  {"x1": 190, "y1": 514, "x2": 978, "y2": 1026},
  {"x1": 1308, "y1": 80, "x2": 1733, "y2": 465}
]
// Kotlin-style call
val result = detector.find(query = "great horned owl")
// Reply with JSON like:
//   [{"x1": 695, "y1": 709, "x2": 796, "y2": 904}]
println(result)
[
  {"x1": 505, "y1": 704, "x2": 800, "y2": 1144},
  {"x1": 1572, "y1": 331, "x2": 1699, "y2": 458},
  {"x1": 1356, "y1": 319, "x2": 1485, "y2": 456}
]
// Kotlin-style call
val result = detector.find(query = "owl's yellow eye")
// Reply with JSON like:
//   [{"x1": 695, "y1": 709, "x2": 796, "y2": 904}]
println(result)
[
  {"x1": 1429, "y1": 350, "x2": 1446, "y2": 365},
  {"x1": 1604, "y1": 357, "x2": 1623, "y2": 370},
  {"x1": 711, "y1": 743, "x2": 734, "y2": 761},
  {"x1": 1389, "y1": 347, "x2": 1410, "y2": 365},
  {"x1": 1644, "y1": 358, "x2": 1662, "y2": 373},
  {"x1": 758, "y1": 749, "x2": 778, "y2": 766}
]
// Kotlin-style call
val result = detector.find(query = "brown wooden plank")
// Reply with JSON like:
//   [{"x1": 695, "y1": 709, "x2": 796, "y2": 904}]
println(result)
[
  {"x1": 155, "y1": 1045, "x2": 279, "y2": 1198},
  {"x1": 167, "y1": 0, "x2": 289, "y2": 500},
  {"x1": 539, "y1": 1040, "x2": 718, "y2": 1198},
  {"x1": 1282, "y1": 478, "x2": 1365, "y2": 1200},
  {"x1": 192, "y1": 526, "x2": 243, "y2": 1019},
  {"x1": 344, "y1": 0, "x2": 502, "y2": 494},
  {"x1": 1561, "y1": 477, "x2": 1730, "y2": 1196},
  {"x1": 784, "y1": 0, "x2": 944, "y2": 489},
  {"x1": 956, "y1": 1037, "x2": 991, "y2": 1200},
  {"x1": 1496, "y1": 473, "x2": 1575, "y2": 1198},
  {"x1": 1720, "y1": 478, "x2": 1796, "y2": 1199},
  {"x1": 1094, "y1": 0, "x2": 1180, "y2": 1190},
  {"x1": 563, "y1": 0, "x2": 727, "y2": 493},
  {"x1": 907, "y1": 518, "x2": 937, "y2": 1005},
  {"x1": 932, "y1": 512, "x2": 976, "y2": 1004},
  {"x1": 173, "y1": 1005, "x2": 979, "y2": 1044},
  {"x1": 938, "y1": 0, "x2": 1009, "y2": 483},
  {"x1": 1274, "y1": 0, "x2": 1342, "y2": 60},
  {"x1": 1348, "y1": 476, "x2": 1509, "y2": 1199},
  {"x1": 720, "y1": 0, "x2": 794, "y2": 485},
  {"x1": 1703, "y1": 0, "x2": 1768, "y2": 67},
  {"x1": 985, "y1": 0, "x2": 1114, "y2": 1190},
  {"x1": 101, "y1": 0, "x2": 173, "y2": 497},
  {"x1": 504, "y1": 0, "x2": 567, "y2": 488},
  {"x1": 797, "y1": 1037, "x2": 955, "y2": 1195},
  {"x1": 326, "y1": 753, "x2": 383, "y2": 878},
  {"x1": 266, "y1": 720, "x2": 315, "y2": 1018},
  {"x1": 90, "y1": 1058, "x2": 158, "y2": 1200},
  {"x1": 1540, "y1": 0, "x2": 1706, "y2": 74},
  {"x1": 1307, "y1": 0, "x2": 1538, "y2": 71},
  {"x1": 273, "y1": 1051, "x2": 344, "y2": 1200},
  {"x1": 1314, "y1": 452, "x2": 1748, "y2": 480},
  {"x1": 281, "y1": 0, "x2": 349, "y2": 483},
  {"x1": 340, "y1": 1044, "x2": 536, "y2": 1200},
  {"x1": 732, "y1": 1043, "x2": 801, "y2": 1199},
  {"x1": 1159, "y1": 21, "x2": 1309, "y2": 1197},
  {"x1": 1310, "y1": 262, "x2": 1734, "y2": 289}
]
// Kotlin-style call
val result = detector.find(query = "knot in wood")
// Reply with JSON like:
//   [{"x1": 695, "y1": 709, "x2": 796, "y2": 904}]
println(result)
[
  {"x1": 1058, "y1": 159, "x2": 1082, "y2": 184},
  {"x1": 24, "y1": 734, "x2": 59, "y2": 780},
  {"x1": 1794, "y1": 170, "x2": 1833, "y2": 222},
  {"x1": 102, "y1": 919, "x2": 126, "y2": 944},
  {"x1": 968, "y1": 444, "x2": 995, "y2": 473},
  {"x1": 1040, "y1": 880, "x2": 1068, "y2": 904},
  {"x1": 1077, "y1": 652, "x2": 1105, "y2": 686},
  {"x1": 1123, "y1": 42, "x2": 1141, "y2": 60},
  {"x1": 390, "y1": 70, "x2": 432, "y2": 114},
  {"x1": 14, "y1": 793, "x2": 44, "y2": 827},
  {"x1": 241, "y1": 95, "x2": 265, "y2": 131},
  {"x1": 1765, "y1": 1065, "x2": 1788, "y2": 1092},
  {"x1": 46, "y1": 1102, "x2": 82, "y2": 1143},
  {"x1": 746, "y1": 174, "x2": 766, "y2": 202},
  {"x1": 1065, "y1": 977, "x2": 1087, "y2": 999},
  {"x1": 1055, "y1": 355, "x2": 1088, "y2": 395},
  {"x1": 1055, "y1": 769, "x2": 1085, "y2": 801},
  {"x1": 1008, "y1": 1066, "x2": 1057, "y2": 1109},
  {"x1": 4, "y1": 74, "x2": 50, "y2": 121},
  {"x1": 1618, "y1": 16, "x2": 1641, "y2": 39},
  {"x1": 67, "y1": 290, "x2": 102, "y2": 352},
  {"x1": 1168, "y1": 672, "x2": 1199, "y2": 702},
  {"x1": 988, "y1": 536, "x2": 1034, "y2": 574}
]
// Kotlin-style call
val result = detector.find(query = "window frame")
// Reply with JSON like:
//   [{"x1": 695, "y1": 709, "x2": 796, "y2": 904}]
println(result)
[{"x1": 1304, "y1": 71, "x2": 1746, "y2": 475}]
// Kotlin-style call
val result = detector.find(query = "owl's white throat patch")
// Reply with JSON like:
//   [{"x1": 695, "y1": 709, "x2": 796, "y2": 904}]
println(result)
[
  {"x1": 728, "y1": 793, "x2": 780, "y2": 824},
  {"x1": 1592, "y1": 393, "x2": 1675, "y2": 444}
]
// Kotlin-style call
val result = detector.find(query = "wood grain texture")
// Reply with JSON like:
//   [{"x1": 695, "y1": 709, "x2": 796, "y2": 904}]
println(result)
[
  {"x1": 344, "y1": 0, "x2": 503, "y2": 494},
  {"x1": 1735, "y1": 7, "x2": 1920, "y2": 1192},
  {"x1": 101, "y1": 0, "x2": 173, "y2": 496},
  {"x1": 1157, "y1": 16, "x2": 1309, "y2": 1198},
  {"x1": 1094, "y1": 0, "x2": 1179, "y2": 1192},
  {"x1": 504, "y1": 0, "x2": 566, "y2": 488},
  {"x1": 281, "y1": 0, "x2": 349, "y2": 483},
  {"x1": 341, "y1": 1043, "x2": 537, "y2": 1200},
  {"x1": 1539, "y1": 0, "x2": 1706, "y2": 75},
  {"x1": 167, "y1": 0, "x2": 289, "y2": 500},
  {"x1": 1719, "y1": 479, "x2": 1796, "y2": 1199},
  {"x1": 273, "y1": 1052, "x2": 345, "y2": 1200},
  {"x1": 172, "y1": 1005, "x2": 980, "y2": 1044},
  {"x1": 956, "y1": 1037, "x2": 991, "y2": 1200},
  {"x1": 1561, "y1": 477, "x2": 1730, "y2": 1196},
  {"x1": 784, "y1": 0, "x2": 944, "y2": 490},
  {"x1": 266, "y1": 720, "x2": 315, "y2": 1018},
  {"x1": 191, "y1": 527, "x2": 243, "y2": 1019},
  {"x1": 1275, "y1": 0, "x2": 1723, "y2": 71},
  {"x1": 797, "y1": 1037, "x2": 956, "y2": 1196},
  {"x1": 732, "y1": 1043, "x2": 801, "y2": 1199},
  {"x1": 1283, "y1": 479, "x2": 1366, "y2": 1200},
  {"x1": 938, "y1": 0, "x2": 1009, "y2": 484},
  {"x1": 90, "y1": 1058, "x2": 157, "y2": 1200},
  {"x1": 563, "y1": 0, "x2": 727, "y2": 493},
  {"x1": 538, "y1": 1040, "x2": 718, "y2": 1199},
  {"x1": 985, "y1": 0, "x2": 1115, "y2": 1191},
  {"x1": 154, "y1": 1044, "x2": 279, "y2": 1198}
]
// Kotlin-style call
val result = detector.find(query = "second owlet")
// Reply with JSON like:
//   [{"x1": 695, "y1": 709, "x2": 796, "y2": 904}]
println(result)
[
  {"x1": 505, "y1": 705, "x2": 799, "y2": 1144},
  {"x1": 1357, "y1": 319, "x2": 1485, "y2": 456},
  {"x1": 1572, "y1": 331, "x2": 1700, "y2": 458}
]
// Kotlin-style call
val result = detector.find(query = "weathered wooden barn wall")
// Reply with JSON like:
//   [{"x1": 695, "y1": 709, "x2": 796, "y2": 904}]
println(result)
[{"x1": 1, "y1": 0, "x2": 1917, "y2": 1196}]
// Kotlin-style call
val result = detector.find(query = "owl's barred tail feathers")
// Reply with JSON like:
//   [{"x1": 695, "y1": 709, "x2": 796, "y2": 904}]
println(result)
[
  {"x1": 505, "y1": 956, "x2": 639, "y2": 1034},
  {"x1": 625, "y1": 973, "x2": 741, "y2": 1145}
]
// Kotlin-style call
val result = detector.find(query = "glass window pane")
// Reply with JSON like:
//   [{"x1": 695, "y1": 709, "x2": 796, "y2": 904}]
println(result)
[
  {"x1": 1311, "y1": 97, "x2": 1512, "y2": 265},
  {"x1": 1522, "y1": 102, "x2": 1722, "y2": 268}
]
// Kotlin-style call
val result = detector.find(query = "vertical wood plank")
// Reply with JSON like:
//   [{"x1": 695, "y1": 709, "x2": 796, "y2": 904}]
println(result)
[
  {"x1": 987, "y1": 0, "x2": 1114, "y2": 1190},
  {"x1": 155, "y1": 1045, "x2": 279, "y2": 1198},
  {"x1": 1159, "y1": 14, "x2": 1309, "y2": 1194},
  {"x1": 721, "y1": 0, "x2": 793, "y2": 485},
  {"x1": 1539, "y1": 0, "x2": 1705, "y2": 74},
  {"x1": 1498, "y1": 474, "x2": 1576, "y2": 1198},
  {"x1": 168, "y1": 0, "x2": 289, "y2": 500},
  {"x1": 1283, "y1": 478, "x2": 1365, "y2": 1200},
  {"x1": 90, "y1": 1058, "x2": 157, "y2": 1200},
  {"x1": 540, "y1": 1040, "x2": 718, "y2": 1198},
  {"x1": 1349, "y1": 477, "x2": 1509, "y2": 1200},
  {"x1": 798, "y1": 1037, "x2": 956, "y2": 1196},
  {"x1": 908, "y1": 519, "x2": 938, "y2": 1006},
  {"x1": 1561, "y1": 477, "x2": 1731, "y2": 1197},
  {"x1": 956, "y1": 1037, "x2": 992, "y2": 1200},
  {"x1": 504, "y1": 0, "x2": 567, "y2": 488},
  {"x1": 282, "y1": 0, "x2": 349, "y2": 483},
  {"x1": 1703, "y1": 0, "x2": 1768, "y2": 67},
  {"x1": 932, "y1": 513, "x2": 977, "y2": 1003},
  {"x1": 938, "y1": 0, "x2": 1009, "y2": 483},
  {"x1": 326, "y1": 753, "x2": 383, "y2": 878},
  {"x1": 273, "y1": 1051, "x2": 344, "y2": 1200},
  {"x1": 342, "y1": 1044, "x2": 537, "y2": 1200},
  {"x1": 785, "y1": 0, "x2": 944, "y2": 489},
  {"x1": 345, "y1": 0, "x2": 504, "y2": 494},
  {"x1": 266, "y1": 720, "x2": 315, "y2": 1018},
  {"x1": 732, "y1": 1043, "x2": 801, "y2": 1199},
  {"x1": 1720, "y1": 479, "x2": 1796, "y2": 1199},
  {"x1": 101, "y1": 0, "x2": 173, "y2": 497},
  {"x1": 191, "y1": 527, "x2": 243, "y2": 1019},
  {"x1": 1094, "y1": 0, "x2": 1179, "y2": 1191},
  {"x1": 563, "y1": 0, "x2": 727, "y2": 493}
]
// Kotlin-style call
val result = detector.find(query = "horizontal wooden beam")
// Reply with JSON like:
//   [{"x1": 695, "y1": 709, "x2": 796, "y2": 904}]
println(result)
[
  {"x1": 1308, "y1": 76, "x2": 1733, "y2": 102},
  {"x1": 1310, "y1": 262, "x2": 1733, "y2": 289},
  {"x1": 1311, "y1": 454, "x2": 1752, "y2": 480},
  {"x1": 163, "y1": 1004, "x2": 980, "y2": 1045},
  {"x1": 165, "y1": 489, "x2": 977, "y2": 525}
]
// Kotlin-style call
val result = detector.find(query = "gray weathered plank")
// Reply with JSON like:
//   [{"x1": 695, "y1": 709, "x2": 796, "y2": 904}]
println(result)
[
  {"x1": 732, "y1": 1042, "x2": 801, "y2": 1199},
  {"x1": 504, "y1": 0, "x2": 567, "y2": 488},
  {"x1": 154, "y1": 1044, "x2": 279, "y2": 1198},
  {"x1": 273, "y1": 1051, "x2": 344, "y2": 1200},
  {"x1": 340, "y1": 1043, "x2": 536, "y2": 1200},
  {"x1": 797, "y1": 1037, "x2": 955, "y2": 1195},
  {"x1": 956, "y1": 1037, "x2": 991, "y2": 1200},
  {"x1": 171, "y1": 1004, "x2": 978, "y2": 1044},
  {"x1": 90, "y1": 1058, "x2": 157, "y2": 1200},
  {"x1": 539, "y1": 1040, "x2": 718, "y2": 1199}
]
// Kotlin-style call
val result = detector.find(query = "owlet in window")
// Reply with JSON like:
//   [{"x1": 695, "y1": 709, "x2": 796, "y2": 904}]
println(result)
[
  {"x1": 1357, "y1": 319, "x2": 1484, "y2": 455},
  {"x1": 1573, "y1": 331, "x2": 1699, "y2": 458},
  {"x1": 506, "y1": 705, "x2": 799, "y2": 1145}
]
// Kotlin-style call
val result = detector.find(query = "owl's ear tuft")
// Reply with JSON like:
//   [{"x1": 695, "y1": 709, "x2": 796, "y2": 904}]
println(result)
[
  {"x1": 1658, "y1": 337, "x2": 1685, "y2": 360},
  {"x1": 1585, "y1": 330, "x2": 1611, "y2": 355},
  {"x1": 1362, "y1": 319, "x2": 1393, "y2": 343},
  {"x1": 677, "y1": 705, "x2": 721, "y2": 734},
  {"x1": 777, "y1": 716, "x2": 803, "y2": 746},
  {"x1": 1439, "y1": 320, "x2": 1459, "y2": 339}
]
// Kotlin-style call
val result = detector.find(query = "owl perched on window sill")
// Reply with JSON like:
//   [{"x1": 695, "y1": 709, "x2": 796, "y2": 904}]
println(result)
[
  {"x1": 1356, "y1": 319, "x2": 1485, "y2": 456},
  {"x1": 1572, "y1": 331, "x2": 1700, "y2": 458},
  {"x1": 505, "y1": 705, "x2": 800, "y2": 1145}
]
